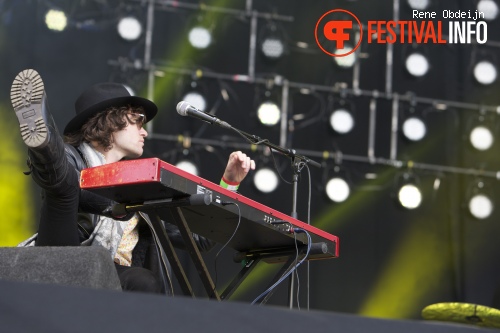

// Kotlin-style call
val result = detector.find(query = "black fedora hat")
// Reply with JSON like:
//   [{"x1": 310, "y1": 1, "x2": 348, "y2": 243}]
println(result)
[{"x1": 63, "y1": 82, "x2": 158, "y2": 135}]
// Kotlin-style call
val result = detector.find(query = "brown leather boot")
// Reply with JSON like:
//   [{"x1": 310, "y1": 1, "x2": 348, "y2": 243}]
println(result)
[{"x1": 11, "y1": 69, "x2": 69, "y2": 188}]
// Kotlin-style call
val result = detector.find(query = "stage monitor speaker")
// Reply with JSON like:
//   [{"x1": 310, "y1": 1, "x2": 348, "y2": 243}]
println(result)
[
  {"x1": 0, "y1": 246, "x2": 121, "y2": 290},
  {"x1": 1, "y1": 278, "x2": 499, "y2": 333}
]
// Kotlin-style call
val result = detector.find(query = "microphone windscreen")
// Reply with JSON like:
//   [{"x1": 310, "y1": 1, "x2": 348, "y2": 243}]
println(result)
[{"x1": 176, "y1": 101, "x2": 189, "y2": 116}]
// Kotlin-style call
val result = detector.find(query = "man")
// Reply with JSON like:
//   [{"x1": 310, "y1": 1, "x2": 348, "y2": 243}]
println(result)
[{"x1": 11, "y1": 69, "x2": 255, "y2": 293}]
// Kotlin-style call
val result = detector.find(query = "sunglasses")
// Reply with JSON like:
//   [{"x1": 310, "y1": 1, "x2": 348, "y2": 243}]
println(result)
[{"x1": 127, "y1": 113, "x2": 146, "y2": 126}]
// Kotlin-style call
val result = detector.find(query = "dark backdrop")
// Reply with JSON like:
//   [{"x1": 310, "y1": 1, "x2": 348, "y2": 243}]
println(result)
[{"x1": 2, "y1": 0, "x2": 500, "y2": 320}]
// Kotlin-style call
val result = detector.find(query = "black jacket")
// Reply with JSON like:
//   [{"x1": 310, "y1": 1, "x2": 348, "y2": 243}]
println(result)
[{"x1": 64, "y1": 144, "x2": 214, "y2": 290}]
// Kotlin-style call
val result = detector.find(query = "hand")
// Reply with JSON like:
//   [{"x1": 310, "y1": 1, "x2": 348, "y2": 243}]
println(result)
[{"x1": 222, "y1": 151, "x2": 256, "y2": 184}]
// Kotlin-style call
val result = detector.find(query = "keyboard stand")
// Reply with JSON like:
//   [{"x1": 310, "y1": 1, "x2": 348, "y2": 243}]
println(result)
[{"x1": 117, "y1": 193, "x2": 325, "y2": 303}]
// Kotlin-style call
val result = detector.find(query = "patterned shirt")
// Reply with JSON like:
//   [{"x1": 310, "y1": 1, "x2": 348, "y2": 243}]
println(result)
[{"x1": 114, "y1": 213, "x2": 140, "y2": 266}]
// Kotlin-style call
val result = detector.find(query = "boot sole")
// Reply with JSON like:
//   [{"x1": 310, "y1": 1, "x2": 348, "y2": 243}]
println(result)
[{"x1": 10, "y1": 69, "x2": 48, "y2": 148}]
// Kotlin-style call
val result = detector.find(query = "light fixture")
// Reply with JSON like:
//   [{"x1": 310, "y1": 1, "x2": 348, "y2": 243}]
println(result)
[
  {"x1": 407, "y1": 0, "x2": 430, "y2": 10},
  {"x1": 469, "y1": 125, "x2": 494, "y2": 151},
  {"x1": 261, "y1": 38, "x2": 285, "y2": 59},
  {"x1": 394, "y1": 171, "x2": 422, "y2": 209},
  {"x1": 329, "y1": 108, "x2": 355, "y2": 134},
  {"x1": 466, "y1": 111, "x2": 496, "y2": 151},
  {"x1": 259, "y1": 21, "x2": 287, "y2": 60},
  {"x1": 405, "y1": 53, "x2": 430, "y2": 77},
  {"x1": 255, "y1": 85, "x2": 281, "y2": 126},
  {"x1": 325, "y1": 177, "x2": 350, "y2": 203},
  {"x1": 322, "y1": 165, "x2": 352, "y2": 203},
  {"x1": 477, "y1": 0, "x2": 499, "y2": 21},
  {"x1": 402, "y1": 116, "x2": 427, "y2": 141},
  {"x1": 333, "y1": 45, "x2": 356, "y2": 68},
  {"x1": 179, "y1": 78, "x2": 210, "y2": 114},
  {"x1": 182, "y1": 91, "x2": 207, "y2": 112},
  {"x1": 398, "y1": 183, "x2": 422, "y2": 209},
  {"x1": 257, "y1": 101, "x2": 281, "y2": 126},
  {"x1": 117, "y1": 16, "x2": 142, "y2": 41},
  {"x1": 473, "y1": 61, "x2": 497, "y2": 85},
  {"x1": 253, "y1": 168, "x2": 279, "y2": 193},
  {"x1": 45, "y1": 9, "x2": 67, "y2": 32},
  {"x1": 469, "y1": 194, "x2": 493, "y2": 219},
  {"x1": 175, "y1": 160, "x2": 199, "y2": 176},
  {"x1": 173, "y1": 147, "x2": 200, "y2": 176},
  {"x1": 188, "y1": 26, "x2": 212, "y2": 49},
  {"x1": 468, "y1": 180, "x2": 494, "y2": 219}
]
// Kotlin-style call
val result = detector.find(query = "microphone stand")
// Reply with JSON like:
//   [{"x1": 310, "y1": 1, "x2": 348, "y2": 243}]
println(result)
[{"x1": 227, "y1": 125, "x2": 321, "y2": 309}]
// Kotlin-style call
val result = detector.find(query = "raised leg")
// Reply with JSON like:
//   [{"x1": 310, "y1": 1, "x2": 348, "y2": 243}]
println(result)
[{"x1": 11, "y1": 69, "x2": 79, "y2": 246}]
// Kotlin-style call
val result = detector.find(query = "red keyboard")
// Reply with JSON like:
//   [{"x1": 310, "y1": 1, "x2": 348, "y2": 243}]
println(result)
[{"x1": 80, "y1": 158, "x2": 339, "y2": 260}]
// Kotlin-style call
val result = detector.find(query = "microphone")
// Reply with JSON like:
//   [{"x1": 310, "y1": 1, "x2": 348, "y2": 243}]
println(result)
[{"x1": 176, "y1": 101, "x2": 231, "y2": 128}]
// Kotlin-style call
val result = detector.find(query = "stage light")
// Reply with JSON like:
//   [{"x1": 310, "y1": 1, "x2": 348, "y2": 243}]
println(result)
[
  {"x1": 253, "y1": 168, "x2": 279, "y2": 193},
  {"x1": 398, "y1": 183, "x2": 422, "y2": 209},
  {"x1": 45, "y1": 9, "x2": 67, "y2": 32},
  {"x1": 477, "y1": 0, "x2": 499, "y2": 21},
  {"x1": 117, "y1": 16, "x2": 142, "y2": 41},
  {"x1": 467, "y1": 180, "x2": 494, "y2": 219},
  {"x1": 259, "y1": 21, "x2": 287, "y2": 60},
  {"x1": 407, "y1": 0, "x2": 430, "y2": 10},
  {"x1": 261, "y1": 38, "x2": 285, "y2": 59},
  {"x1": 175, "y1": 160, "x2": 199, "y2": 176},
  {"x1": 188, "y1": 26, "x2": 212, "y2": 49},
  {"x1": 325, "y1": 177, "x2": 350, "y2": 203},
  {"x1": 469, "y1": 125, "x2": 494, "y2": 151},
  {"x1": 469, "y1": 194, "x2": 493, "y2": 219},
  {"x1": 473, "y1": 61, "x2": 497, "y2": 85},
  {"x1": 334, "y1": 45, "x2": 356, "y2": 68},
  {"x1": 405, "y1": 53, "x2": 429, "y2": 77},
  {"x1": 182, "y1": 91, "x2": 207, "y2": 112},
  {"x1": 329, "y1": 109, "x2": 354, "y2": 134},
  {"x1": 257, "y1": 102, "x2": 281, "y2": 126},
  {"x1": 402, "y1": 117, "x2": 427, "y2": 141}
]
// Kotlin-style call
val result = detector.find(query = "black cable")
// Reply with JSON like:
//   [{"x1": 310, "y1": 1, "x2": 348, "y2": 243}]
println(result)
[
  {"x1": 211, "y1": 201, "x2": 241, "y2": 296},
  {"x1": 250, "y1": 229, "x2": 312, "y2": 305},
  {"x1": 269, "y1": 148, "x2": 293, "y2": 185},
  {"x1": 140, "y1": 212, "x2": 174, "y2": 296},
  {"x1": 294, "y1": 231, "x2": 301, "y2": 310},
  {"x1": 229, "y1": 126, "x2": 269, "y2": 146}
]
